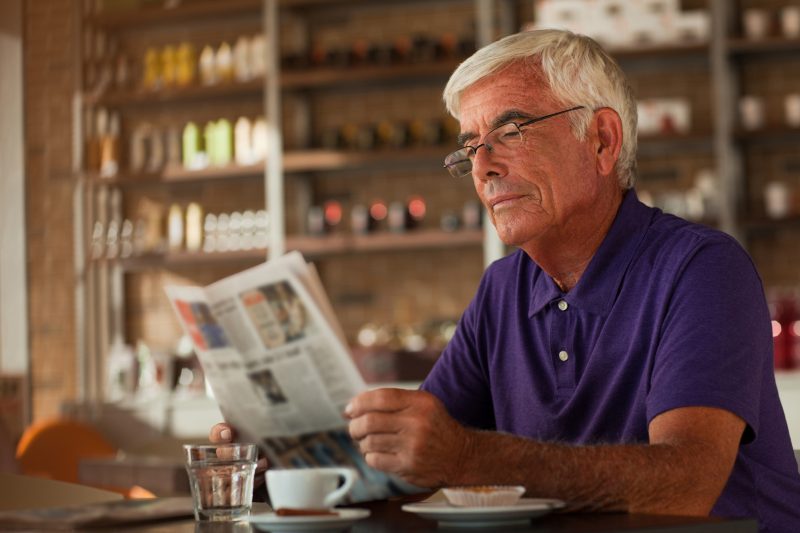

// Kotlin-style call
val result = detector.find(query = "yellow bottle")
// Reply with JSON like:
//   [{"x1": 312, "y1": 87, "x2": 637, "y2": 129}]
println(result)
[
  {"x1": 160, "y1": 45, "x2": 177, "y2": 88},
  {"x1": 175, "y1": 42, "x2": 197, "y2": 87}
]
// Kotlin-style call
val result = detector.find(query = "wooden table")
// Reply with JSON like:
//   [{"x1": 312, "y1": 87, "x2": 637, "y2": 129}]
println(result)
[{"x1": 91, "y1": 499, "x2": 757, "y2": 532}]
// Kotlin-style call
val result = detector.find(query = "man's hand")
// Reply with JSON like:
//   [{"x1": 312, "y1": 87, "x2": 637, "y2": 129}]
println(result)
[
  {"x1": 345, "y1": 388, "x2": 474, "y2": 488},
  {"x1": 209, "y1": 423, "x2": 268, "y2": 486},
  {"x1": 209, "y1": 422, "x2": 236, "y2": 444}
]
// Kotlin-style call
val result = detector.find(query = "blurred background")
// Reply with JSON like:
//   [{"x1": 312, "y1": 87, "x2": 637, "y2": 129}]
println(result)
[{"x1": 1, "y1": 0, "x2": 800, "y2": 495}]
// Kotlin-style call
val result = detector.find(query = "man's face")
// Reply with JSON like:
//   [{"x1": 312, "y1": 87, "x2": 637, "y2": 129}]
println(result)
[{"x1": 457, "y1": 63, "x2": 602, "y2": 248}]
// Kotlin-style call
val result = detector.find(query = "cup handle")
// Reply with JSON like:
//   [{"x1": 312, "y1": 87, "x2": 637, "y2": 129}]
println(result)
[{"x1": 322, "y1": 468, "x2": 356, "y2": 508}]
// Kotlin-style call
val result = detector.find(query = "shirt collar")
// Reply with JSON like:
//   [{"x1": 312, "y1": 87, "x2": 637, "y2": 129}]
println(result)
[{"x1": 528, "y1": 189, "x2": 654, "y2": 317}]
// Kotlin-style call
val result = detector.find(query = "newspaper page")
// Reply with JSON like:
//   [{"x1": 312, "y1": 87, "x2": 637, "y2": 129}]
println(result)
[
  {"x1": 0, "y1": 497, "x2": 194, "y2": 530},
  {"x1": 165, "y1": 251, "x2": 421, "y2": 502}
]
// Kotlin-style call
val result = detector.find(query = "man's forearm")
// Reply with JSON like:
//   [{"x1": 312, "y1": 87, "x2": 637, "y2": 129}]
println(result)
[{"x1": 452, "y1": 430, "x2": 727, "y2": 515}]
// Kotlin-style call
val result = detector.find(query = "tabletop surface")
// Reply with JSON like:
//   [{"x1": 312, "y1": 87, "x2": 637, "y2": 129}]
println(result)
[{"x1": 83, "y1": 498, "x2": 757, "y2": 533}]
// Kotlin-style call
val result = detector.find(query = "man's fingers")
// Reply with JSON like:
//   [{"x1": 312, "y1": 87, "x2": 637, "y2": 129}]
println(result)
[
  {"x1": 358, "y1": 433, "x2": 402, "y2": 455},
  {"x1": 209, "y1": 423, "x2": 236, "y2": 443},
  {"x1": 364, "y1": 451, "x2": 402, "y2": 474},
  {"x1": 344, "y1": 388, "x2": 417, "y2": 418},
  {"x1": 349, "y1": 412, "x2": 402, "y2": 440}
]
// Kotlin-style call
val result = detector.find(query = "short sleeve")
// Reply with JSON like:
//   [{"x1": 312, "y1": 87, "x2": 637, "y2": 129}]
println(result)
[
  {"x1": 646, "y1": 237, "x2": 772, "y2": 443},
  {"x1": 421, "y1": 273, "x2": 496, "y2": 430}
]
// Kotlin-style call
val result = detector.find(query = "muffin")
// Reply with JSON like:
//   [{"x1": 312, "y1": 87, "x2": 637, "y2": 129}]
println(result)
[{"x1": 442, "y1": 485, "x2": 526, "y2": 507}]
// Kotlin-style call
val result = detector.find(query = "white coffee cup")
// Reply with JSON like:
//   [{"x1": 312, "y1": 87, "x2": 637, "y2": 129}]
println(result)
[{"x1": 266, "y1": 467, "x2": 357, "y2": 510}]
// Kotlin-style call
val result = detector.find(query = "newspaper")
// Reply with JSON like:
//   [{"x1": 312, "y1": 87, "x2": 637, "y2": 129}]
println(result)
[
  {"x1": 165, "y1": 251, "x2": 421, "y2": 503},
  {"x1": 0, "y1": 497, "x2": 194, "y2": 530}
]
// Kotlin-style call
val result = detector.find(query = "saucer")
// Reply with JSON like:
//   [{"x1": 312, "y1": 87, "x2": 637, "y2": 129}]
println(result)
[
  {"x1": 401, "y1": 498, "x2": 564, "y2": 528},
  {"x1": 247, "y1": 508, "x2": 370, "y2": 532}
]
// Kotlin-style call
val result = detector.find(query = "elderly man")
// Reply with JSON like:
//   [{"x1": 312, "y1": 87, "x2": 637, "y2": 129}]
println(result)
[
  {"x1": 213, "y1": 30, "x2": 800, "y2": 531},
  {"x1": 344, "y1": 30, "x2": 800, "y2": 531}
]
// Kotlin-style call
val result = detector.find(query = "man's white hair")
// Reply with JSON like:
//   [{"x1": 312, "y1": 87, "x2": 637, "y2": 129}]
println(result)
[{"x1": 443, "y1": 29, "x2": 638, "y2": 189}]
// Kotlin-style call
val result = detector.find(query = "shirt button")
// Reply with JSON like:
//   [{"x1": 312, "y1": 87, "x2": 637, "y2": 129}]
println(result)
[
  {"x1": 558, "y1": 300, "x2": 568, "y2": 311},
  {"x1": 558, "y1": 350, "x2": 569, "y2": 362}
]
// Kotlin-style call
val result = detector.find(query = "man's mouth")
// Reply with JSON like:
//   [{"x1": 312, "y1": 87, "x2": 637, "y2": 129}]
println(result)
[{"x1": 489, "y1": 194, "x2": 526, "y2": 210}]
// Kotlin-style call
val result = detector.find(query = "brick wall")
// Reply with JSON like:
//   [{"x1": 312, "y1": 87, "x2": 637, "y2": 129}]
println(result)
[{"x1": 24, "y1": 0, "x2": 78, "y2": 420}]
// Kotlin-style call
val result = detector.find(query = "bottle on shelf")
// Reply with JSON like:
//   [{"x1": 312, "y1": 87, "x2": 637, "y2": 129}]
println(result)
[
  {"x1": 388, "y1": 201, "x2": 407, "y2": 233},
  {"x1": 375, "y1": 120, "x2": 407, "y2": 149},
  {"x1": 199, "y1": 45, "x2": 216, "y2": 85},
  {"x1": 772, "y1": 295, "x2": 799, "y2": 370},
  {"x1": 233, "y1": 36, "x2": 251, "y2": 82},
  {"x1": 307, "y1": 206, "x2": 325, "y2": 237},
  {"x1": 369, "y1": 200, "x2": 388, "y2": 231},
  {"x1": 406, "y1": 195, "x2": 426, "y2": 230},
  {"x1": 100, "y1": 111, "x2": 120, "y2": 178},
  {"x1": 185, "y1": 202, "x2": 203, "y2": 253},
  {"x1": 105, "y1": 219, "x2": 120, "y2": 259},
  {"x1": 211, "y1": 118, "x2": 233, "y2": 167},
  {"x1": 249, "y1": 34, "x2": 267, "y2": 79},
  {"x1": 235, "y1": 117, "x2": 254, "y2": 166},
  {"x1": 145, "y1": 127, "x2": 165, "y2": 173},
  {"x1": 351, "y1": 204, "x2": 369, "y2": 235},
  {"x1": 90, "y1": 220, "x2": 105, "y2": 260},
  {"x1": 175, "y1": 42, "x2": 197, "y2": 87},
  {"x1": 182, "y1": 121, "x2": 204, "y2": 169},
  {"x1": 323, "y1": 200, "x2": 343, "y2": 233},
  {"x1": 142, "y1": 46, "x2": 161, "y2": 90},
  {"x1": 252, "y1": 118, "x2": 268, "y2": 162},
  {"x1": 215, "y1": 42, "x2": 234, "y2": 84},
  {"x1": 203, "y1": 213, "x2": 218, "y2": 253},
  {"x1": 167, "y1": 204, "x2": 184, "y2": 252},
  {"x1": 161, "y1": 45, "x2": 177, "y2": 88},
  {"x1": 120, "y1": 219, "x2": 134, "y2": 258}
]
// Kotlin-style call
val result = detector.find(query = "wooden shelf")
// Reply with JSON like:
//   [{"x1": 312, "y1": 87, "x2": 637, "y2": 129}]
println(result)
[
  {"x1": 610, "y1": 42, "x2": 709, "y2": 61},
  {"x1": 288, "y1": 228, "x2": 483, "y2": 257},
  {"x1": 734, "y1": 126, "x2": 800, "y2": 143},
  {"x1": 728, "y1": 37, "x2": 800, "y2": 55},
  {"x1": 284, "y1": 147, "x2": 445, "y2": 172},
  {"x1": 281, "y1": 59, "x2": 463, "y2": 89},
  {"x1": 85, "y1": 163, "x2": 265, "y2": 187},
  {"x1": 88, "y1": 147, "x2": 447, "y2": 187},
  {"x1": 112, "y1": 229, "x2": 482, "y2": 270},
  {"x1": 88, "y1": 0, "x2": 262, "y2": 30},
  {"x1": 744, "y1": 216, "x2": 800, "y2": 234},
  {"x1": 87, "y1": 79, "x2": 264, "y2": 108},
  {"x1": 637, "y1": 132, "x2": 714, "y2": 157},
  {"x1": 88, "y1": 59, "x2": 462, "y2": 107},
  {"x1": 117, "y1": 249, "x2": 267, "y2": 271}
]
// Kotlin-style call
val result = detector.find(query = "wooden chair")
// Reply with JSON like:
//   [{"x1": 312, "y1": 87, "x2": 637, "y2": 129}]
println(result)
[{"x1": 16, "y1": 418, "x2": 117, "y2": 483}]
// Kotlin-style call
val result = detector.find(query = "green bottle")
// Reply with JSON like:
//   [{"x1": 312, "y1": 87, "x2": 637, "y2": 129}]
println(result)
[
  {"x1": 215, "y1": 118, "x2": 233, "y2": 166},
  {"x1": 182, "y1": 121, "x2": 201, "y2": 169}
]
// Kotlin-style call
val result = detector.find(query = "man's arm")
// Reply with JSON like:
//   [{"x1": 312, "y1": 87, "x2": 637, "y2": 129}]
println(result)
[{"x1": 346, "y1": 388, "x2": 744, "y2": 515}]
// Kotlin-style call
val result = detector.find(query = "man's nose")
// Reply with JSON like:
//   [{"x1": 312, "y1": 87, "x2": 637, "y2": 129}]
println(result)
[{"x1": 471, "y1": 144, "x2": 504, "y2": 181}]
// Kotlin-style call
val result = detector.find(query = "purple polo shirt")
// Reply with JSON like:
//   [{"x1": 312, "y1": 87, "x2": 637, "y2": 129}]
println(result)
[{"x1": 422, "y1": 189, "x2": 800, "y2": 532}]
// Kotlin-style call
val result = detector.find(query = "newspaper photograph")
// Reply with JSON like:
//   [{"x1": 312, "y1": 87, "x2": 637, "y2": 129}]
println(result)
[{"x1": 165, "y1": 251, "x2": 421, "y2": 502}]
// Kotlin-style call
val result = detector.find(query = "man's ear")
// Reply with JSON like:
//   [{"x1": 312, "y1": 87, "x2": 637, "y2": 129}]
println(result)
[{"x1": 593, "y1": 108, "x2": 623, "y2": 178}]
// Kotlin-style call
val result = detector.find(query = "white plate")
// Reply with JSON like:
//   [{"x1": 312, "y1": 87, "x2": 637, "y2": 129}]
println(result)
[
  {"x1": 246, "y1": 508, "x2": 370, "y2": 532},
  {"x1": 401, "y1": 498, "x2": 565, "y2": 528}
]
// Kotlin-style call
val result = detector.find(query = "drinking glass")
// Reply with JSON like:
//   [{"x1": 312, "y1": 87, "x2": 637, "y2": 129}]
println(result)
[{"x1": 183, "y1": 443, "x2": 257, "y2": 522}]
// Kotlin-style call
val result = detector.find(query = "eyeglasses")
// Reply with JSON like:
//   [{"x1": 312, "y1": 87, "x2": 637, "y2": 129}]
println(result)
[{"x1": 443, "y1": 106, "x2": 586, "y2": 178}]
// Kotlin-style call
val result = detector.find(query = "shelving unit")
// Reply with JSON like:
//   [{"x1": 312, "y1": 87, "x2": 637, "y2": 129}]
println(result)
[
  {"x1": 75, "y1": 0, "x2": 495, "y2": 402},
  {"x1": 74, "y1": 0, "x2": 800, "y2": 405}
]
